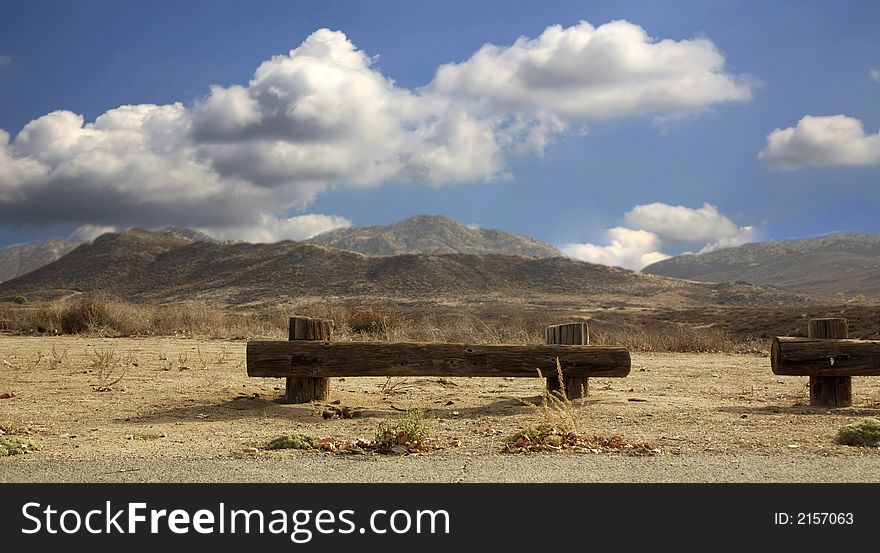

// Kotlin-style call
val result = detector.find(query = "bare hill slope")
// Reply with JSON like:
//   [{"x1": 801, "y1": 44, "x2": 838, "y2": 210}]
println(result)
[
  {"x1": 643, "y1": 233, "x2": 880, "y2": 300},
  {"x1": 306, "y1": 215, "x2": 561, "y2": 257},
  {"x1": 0, "y1": 239, "x2": 78, "y2": 283}
]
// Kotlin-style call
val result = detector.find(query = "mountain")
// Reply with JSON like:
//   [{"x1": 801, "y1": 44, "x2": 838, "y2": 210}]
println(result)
[
  {"x1": 642, "y1": 233, "x2": 880, "y2": 300},
  {"x1": 0, "y1": 228, "x2": 816, "y2": 309},
  {"x1": 159, "y1": 226, "x2": 218, "y2": 243},
  {"x1": 0, "y1": 239, "x2": 78, "y2": 283},
  {"x1": 306, "y1": 215, "x2": 562, "y2": 257}
]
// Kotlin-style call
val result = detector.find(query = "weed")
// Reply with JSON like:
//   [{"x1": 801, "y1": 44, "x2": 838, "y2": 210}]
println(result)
[
  {"x1": 379, "y1": 377, "x2": 413, "y2": 394},
  {"x1": 0, "y1": 436, "x2": 37, "y2": 456},
  {"x1": 89, "y1": 349, "x2": 129, "y2": 392},
  {"x1": 50, "y1": 346, "x2": 68, "y2": 370},
  {"x1": 266, "y1": 433, "x2": 318, "y2": 450},
  {"x1": 375, "y1": 408, "x2": 431, "y2": 452}
]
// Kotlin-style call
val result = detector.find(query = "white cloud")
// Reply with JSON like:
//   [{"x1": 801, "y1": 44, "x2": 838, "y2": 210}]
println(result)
[
  {"x1": 624, "y1": 202, "x2": 755, "y2": 246},
  {"x1": 201, "y1": 213, "x2": 351, "y2": 243},
  {"x1": 0, "y1": 23, "x2": 752, "y2": 238},
  {"x1": 561, "y1": 202, "x2": 755, "y2": 270},
  {"x1": 871, "y1": 68, "x2": 880, "y2": 83},
  {"x1": 0, "y1": 55, "x2": 10, "y2": 68},
  {"x1": 69, "y1": 224, "x2": 118, "y2": 243},
  {"x1": 561, "y1": 227, "x2": 669, "y2": 271},
  {"x1": 759, "y1": 115, "x2": 880, "y2": 169},
  {"x1": 430, "y1": 20, "x2": 752, "y2": 121}
]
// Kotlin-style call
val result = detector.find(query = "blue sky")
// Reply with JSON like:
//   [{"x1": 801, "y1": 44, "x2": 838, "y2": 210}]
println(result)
[{"x1": 0, "y1": 0, "x2": 878, "y2": 268}]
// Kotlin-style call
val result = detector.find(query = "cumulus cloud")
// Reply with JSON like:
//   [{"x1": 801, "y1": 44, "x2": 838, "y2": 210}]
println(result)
[
  {"x1": 624, "y1": 202, "x2": 754, "y2": 246},
  {"x1": 69, "y1": 224, "x2": 118, "y2": 243},
  {"x1": 759, "y1": 115, "x2": 880, "y2": 169},
  {"x1": 201, "y1": 213, "x2": 351, "y2": 243},
  {"x1": 561, "y1": 202, "x2": 755, "y2": 270},
  {"x1": 0, "y1": 23, "x2": 752, "y2": 238},
  {"x1": 430, "y1": 20, "x2": 752, "y2": 121},
  {"x1": 561, "y1": 227, "x2": 669, "y2": 270}
]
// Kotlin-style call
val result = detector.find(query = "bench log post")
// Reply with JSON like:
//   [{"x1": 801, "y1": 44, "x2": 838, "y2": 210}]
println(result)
[
  {"x1": 808, "y1": 318, "x2": 852, "y2": 408},
  {"x1": 545, "y1": 322, "x2": 589, "y2": 399},
  {"x1": 285, "y1": 316, "x2": 333, "y2": 403}
]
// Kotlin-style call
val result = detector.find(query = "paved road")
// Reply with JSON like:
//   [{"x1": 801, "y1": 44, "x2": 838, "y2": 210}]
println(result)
[{"x1": 3, "y1": 452, "x2": 880, "y2": 483}]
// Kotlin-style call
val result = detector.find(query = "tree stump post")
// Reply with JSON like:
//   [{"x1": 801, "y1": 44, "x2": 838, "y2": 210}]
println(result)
[
  {"x1": 545, "y1": 322, "x2": 589, "y2": 399},
  {"x1": 808, "y1": 318, "x2": 852, "y2": 408},
  {"x1": 285, "y1": 317, "x2": 333, "y2": 403}
]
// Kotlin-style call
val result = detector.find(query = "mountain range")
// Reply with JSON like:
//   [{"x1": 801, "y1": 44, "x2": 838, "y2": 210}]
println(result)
[
  {"x1": 643, "y1": 233, "x2": 880, "y2": 301},
  {"x1": 0, "y1": 225, "x2": 811, "y2": 309}
]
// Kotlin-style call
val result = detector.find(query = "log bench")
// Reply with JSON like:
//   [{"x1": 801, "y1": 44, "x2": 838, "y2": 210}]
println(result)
[
  {"x1": 247, "y1": 317, "x2": 631, "y2": 403},
  {"x1": 771, "y1": 318, "x2": 880, "y2": 407}
]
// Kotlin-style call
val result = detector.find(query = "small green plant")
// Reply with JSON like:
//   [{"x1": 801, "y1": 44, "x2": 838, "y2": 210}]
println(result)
[
  {"x1": 0, "y1": 436, "x2": 37, "y2": 456},
  {"x1": 266, "y1": 433, "x2": 317, "y2": 450},
  {"x1": 836, "y1": 418, "x2": 880, "y2": 447},
  {"x1": 13, "y1": 296, "x2": 26, "y2": 305},
  {"x1": 375, "y1": 408, "x2": 431, "y2": 452}
]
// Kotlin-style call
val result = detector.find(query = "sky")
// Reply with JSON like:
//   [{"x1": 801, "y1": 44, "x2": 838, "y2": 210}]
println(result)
[{"x1": 0, "y1": 0, "x2": 878, "y2": 269}]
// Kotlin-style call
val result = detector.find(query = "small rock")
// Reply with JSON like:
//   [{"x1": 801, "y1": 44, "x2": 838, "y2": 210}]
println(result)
[
  {"x1": 0, "y1": 392, "x2": 14, "y2": 399},
  {"x1": 242, "y1": 447, "x2": 259, "y2": 453},
  {"x1": 452, "y1": 411, "x2": 460, "y2": 416},
  {"x1": 331, "y1": 399, "x2": 341, "y2": 405},
  {"x1": 445, "y1": 400, "x2": 455, "y2": 406}
]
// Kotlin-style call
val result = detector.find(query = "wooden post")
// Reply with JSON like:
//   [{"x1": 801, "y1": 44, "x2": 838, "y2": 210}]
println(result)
[
  {"x1": 545, "y1": 322, "x2": 589, "y2": 399},
  {"x1": 285, "y1": 317, "x2": 333, "y2": 403},
  {"x1": 808, "y1": 318, "x2": 852, "y2": 408}
]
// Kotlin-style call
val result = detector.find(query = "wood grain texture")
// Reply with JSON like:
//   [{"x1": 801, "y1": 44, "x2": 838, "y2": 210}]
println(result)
[
  {"x1": 248, "y1": 341, "x2": 631, "y2": 378},
  {"x1": 284, "y1": 316, "x2": 333, "y2": 403},
  {"x1": 545, "y1": 322, "x2": 590, "y2": 399},
  {"x1": 771, "y1": 337, "x2": 880, "y2": 376},
  {"x1": 806, "y1": 318, "x2": 851, "y2": 407}
]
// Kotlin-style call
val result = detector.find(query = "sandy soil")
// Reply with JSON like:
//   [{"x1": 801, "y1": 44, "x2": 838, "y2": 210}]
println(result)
[{"x1": 2, "y1": 335, "x2": 880, "y2": 482}]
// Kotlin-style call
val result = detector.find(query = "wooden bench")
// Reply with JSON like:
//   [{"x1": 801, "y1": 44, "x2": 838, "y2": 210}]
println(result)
[
  {"x1": 247, "y1": 317, "x2": 631, "y2": 403},
  {"x1": 771, "y1": 318, "x2": 880, "y2": 407}
]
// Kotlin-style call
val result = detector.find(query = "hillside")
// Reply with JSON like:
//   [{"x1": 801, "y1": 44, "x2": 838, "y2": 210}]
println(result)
[
  {"x1": 0, "y1": 228, "x2": 816, "y2": 309},
  {"x1": 642, "y1": 233, "x2": 880, "y2": 300},
  {"x1": 306, "y1": 215, "x2": 561, "y2": 257},
  {"x1": 0, "y1": 239, "x2": 78, "y2": 283}
]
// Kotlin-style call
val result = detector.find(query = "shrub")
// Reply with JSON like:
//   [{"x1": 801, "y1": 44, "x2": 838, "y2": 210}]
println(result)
[
  {"x1": 836, "y1": 418, "x2": 880, "y2": 447},
  {"x1": 60, "y1": 296, "x2": 110, "y2": 333},
  {"x1": 13, "y1": 296, "x2": 26, "y2": 305}
]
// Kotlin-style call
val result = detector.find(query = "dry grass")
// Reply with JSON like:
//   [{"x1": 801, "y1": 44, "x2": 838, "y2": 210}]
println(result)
[{"x1": 1, "y1": 297, "x2": 766, "y2": 353}]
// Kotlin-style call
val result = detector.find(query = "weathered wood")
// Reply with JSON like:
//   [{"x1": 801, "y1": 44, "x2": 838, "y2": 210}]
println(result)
[
  {"x1": 807, "y1": 318, "x2": 851, "y2": 407},
  {"x1": 545, "y1": 322, "x2": 590, "y2": 399},
  {"x1": 284, "y1": 317, "x2": 333, "y2": 403},
  {"x1": 808, "y1": 318, "x2": 848, "y2": 340},
  {"x1": 248, "y1": 341, "x2": 631, "y2": 379},
  {"x1": 771, "y1": 337, "x2": 880, "y2": 376}
]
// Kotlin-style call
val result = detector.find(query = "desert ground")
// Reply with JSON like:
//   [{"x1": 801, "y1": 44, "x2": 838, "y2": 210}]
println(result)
[{"x1": 2, "y1": 334, "x2": 880, "y2": 482}]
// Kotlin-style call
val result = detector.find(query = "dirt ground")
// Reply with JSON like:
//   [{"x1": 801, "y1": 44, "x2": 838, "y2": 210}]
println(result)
[{"x1": 2, "y1": 335, "x2": 880, "y2": 482}]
